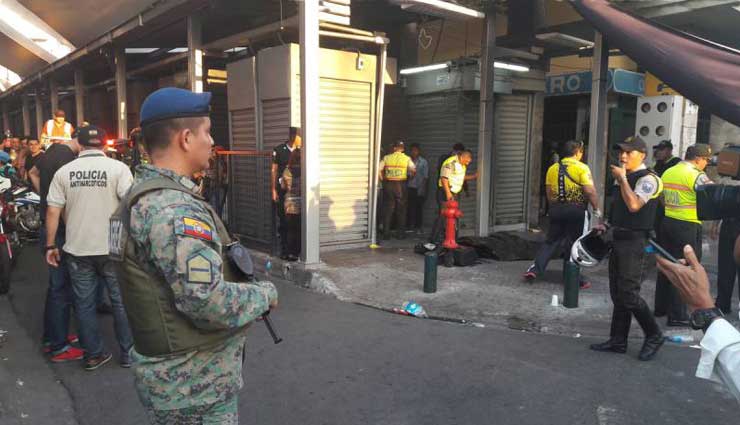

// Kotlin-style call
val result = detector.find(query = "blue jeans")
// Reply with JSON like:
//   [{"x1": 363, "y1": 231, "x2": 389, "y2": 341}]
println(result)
[
  {"x1": 67, "y1": 254, "x2": 133, "y2": 359},
  {"x1": 41, "y1": 225, "x2": 73, "y2": 355}
]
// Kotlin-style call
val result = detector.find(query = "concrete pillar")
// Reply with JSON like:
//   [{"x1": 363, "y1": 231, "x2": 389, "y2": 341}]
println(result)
[
  {"x1": 476, "y1": 10, "x2": 495, "y2": 236},
  {"x1": 50, "y1": 79, "x2": 59, "y2": 113},
  {"x1": 74, "y1": 69, "x2": 85, "y2": 126},
  {"x1": 587, "y1": 32, "x2": 609, "y2": 212},
  {"x1": 2, "y1": 103, "x2": 8, "y2": 133},
  {"x1": 299, "y1": 0, "x2": 321, "y2": 264},
  {"x1": 187, "y1": 15, "x2": 204, "y2": 93},
  {"x1": 22, "y1": 94, "x2": 31, "y2": 136},
  {"x1": 115, "y1": 48, "x2": 128, "y2": 139},
  {"x1": 35, "y1": 90, "x2": 44, "y2": 138}
]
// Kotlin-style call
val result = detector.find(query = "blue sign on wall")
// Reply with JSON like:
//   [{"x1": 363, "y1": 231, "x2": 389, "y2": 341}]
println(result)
[{"x1": 546, "y1": 69, "x2": 644, "y2": 97}]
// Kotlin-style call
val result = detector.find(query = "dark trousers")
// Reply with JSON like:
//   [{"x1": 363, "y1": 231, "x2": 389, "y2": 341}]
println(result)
[
  {"x1": 429, "y1": 188, "x2": 456, "y2": 243},
  {"x1": 655, "y1": 217, "x2": 701, "y2": 321},
  {"x1": 285, "y1": 214, "x2": 301, "y2": 257},
  {"x1": 41, "y1": 225, "x2": 73, "y2": 355},
  {"x1": 717, "y1": 218, "x2": 740, "y2": 314},
  {"x1": 407, "y1": 188, "x2": 426, "y2": 229},
  {"x1": 531, "y1": 204, "x2": 586, "y2": 276},
  {"x1": 608, "y1": 233, "x2": 661, "y2": 340},
  {"x1": 275, "y1": 191, "x2": 288, "y2": 255},
  {"x1": 382, "y1": 181, "x2": 407, "y2": 235}
]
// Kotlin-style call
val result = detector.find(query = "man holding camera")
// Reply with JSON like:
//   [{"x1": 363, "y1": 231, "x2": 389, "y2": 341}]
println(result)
[
  {"x1": 591, "y1": 136, "x2": 665, "y2": 361},
  {"x1": 657, "y1": 144, "x2": 713, "y2": 326}
]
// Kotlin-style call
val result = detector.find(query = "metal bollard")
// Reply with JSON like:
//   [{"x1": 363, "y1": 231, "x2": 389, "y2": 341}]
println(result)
[
  {"x1": 423, "y1": 251, "x2": 438, "y2": 293},
  {"x1": 563, "y1": 260, "x2": 580, "y2": 308}
]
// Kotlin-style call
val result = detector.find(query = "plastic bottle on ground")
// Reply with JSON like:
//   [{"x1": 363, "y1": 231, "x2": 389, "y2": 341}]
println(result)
[{"x1": 665, "y1": 335, "x2": 694, "y2": 343}]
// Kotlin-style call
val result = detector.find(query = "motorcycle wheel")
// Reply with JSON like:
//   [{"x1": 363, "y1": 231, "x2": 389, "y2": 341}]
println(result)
[{"x1": 0, "y1": 241, "x2": 11, "y2": 295}]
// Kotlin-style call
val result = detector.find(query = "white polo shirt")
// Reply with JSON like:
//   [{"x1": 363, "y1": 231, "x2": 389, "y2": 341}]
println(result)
[{"x1": 46, "y1": 149, "x2": 133, "y2": 256}]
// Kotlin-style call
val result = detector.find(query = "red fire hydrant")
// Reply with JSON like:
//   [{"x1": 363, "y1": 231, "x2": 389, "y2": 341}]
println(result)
[{"x1": 441, "y1": 200, "x2": 463, "y2": 249}]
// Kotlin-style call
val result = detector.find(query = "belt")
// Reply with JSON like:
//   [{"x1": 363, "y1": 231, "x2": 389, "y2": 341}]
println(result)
[{"x1": 612, "y1": 228, "x2": 650, "y2": 241}]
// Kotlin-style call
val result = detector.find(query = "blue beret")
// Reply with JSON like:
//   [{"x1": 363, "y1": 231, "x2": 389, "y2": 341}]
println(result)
[
  {"x1": 140, "y1": 87, "x2": 212, "y2": 127},
  {"x1": 0, "y1": 151, "x2": 9, "y2": 164}
]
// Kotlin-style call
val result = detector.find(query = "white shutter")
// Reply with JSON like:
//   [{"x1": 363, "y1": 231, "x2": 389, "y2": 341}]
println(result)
[
  {"x1": 319, "y1": 78, "x2": 373, "y2": 246},
  {"x1": 491, "y1": 94, "x2": 532, "y2": 229}
]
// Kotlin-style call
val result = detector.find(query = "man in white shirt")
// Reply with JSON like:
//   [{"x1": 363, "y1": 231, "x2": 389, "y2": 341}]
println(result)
[
  {"x1": 45, "y1": 126, "x2": 134, "y2": 371},
  {"x1": 657, "y1": 244, "x2": 740, "y2": 400}
]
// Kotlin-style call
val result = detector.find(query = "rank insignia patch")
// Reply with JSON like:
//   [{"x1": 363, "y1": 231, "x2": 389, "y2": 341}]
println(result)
[
  {"x1": 182, "y1": 217, "x2": 213, "y2": 241},
  {"x1": 186, "y1": 254, "x2": 213, "y2": 284}
]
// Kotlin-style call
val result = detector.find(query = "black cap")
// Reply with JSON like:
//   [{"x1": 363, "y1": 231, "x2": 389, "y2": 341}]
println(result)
[
  {"x1": 653, "y1": 140, "x2": 673, "y2": 151},
  {"x1": 393, "y1": 140, "x2": 405, "y2": 148},
  {"x1": 615, "y1": 136, "x2": 647, "y2": 153},
  {"x1": 76, "y1": 125, "x2": 106, "y2": 147}
]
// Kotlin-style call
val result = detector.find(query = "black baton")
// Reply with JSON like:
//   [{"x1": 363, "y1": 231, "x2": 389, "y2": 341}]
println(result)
[{"x1": 261, "y1": 311, "x2": 283, "y2": 344}]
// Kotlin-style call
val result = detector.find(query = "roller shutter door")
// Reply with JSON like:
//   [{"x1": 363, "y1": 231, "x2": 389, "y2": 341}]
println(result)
[
  {"x1": 319, "y1": 78, "x2": 373, "y2": 246},
  {"x1": 491, "y1": 94, "x2": 532, "y2": 228}
]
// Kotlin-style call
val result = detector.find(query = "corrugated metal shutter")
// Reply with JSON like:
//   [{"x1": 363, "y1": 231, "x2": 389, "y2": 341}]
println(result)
[
  {"x1": 406, "y1": 92, "x2": 478, "y2": 233},
  {"x1": 229, "y1": 108, "x2": 268, "y2": 243},
  {"x1": 491, "y1": 94, "x2": 532, "y2": 228},
  {"x1": 319, "y1": 78, "x2": 373, "y2": 246}
]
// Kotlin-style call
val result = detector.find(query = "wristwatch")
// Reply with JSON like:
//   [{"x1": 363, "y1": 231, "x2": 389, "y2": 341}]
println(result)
[{"x1": 690, "y1": 307, "x2": 723, "y2": 333}]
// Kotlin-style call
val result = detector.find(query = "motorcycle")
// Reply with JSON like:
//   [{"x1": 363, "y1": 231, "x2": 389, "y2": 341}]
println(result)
[
  {"x1": 0, "y1": 175, "x2": 19, "y2": 293},
  {"x1": 7, "y1": 182, "x2": 41, "y2": 241}
]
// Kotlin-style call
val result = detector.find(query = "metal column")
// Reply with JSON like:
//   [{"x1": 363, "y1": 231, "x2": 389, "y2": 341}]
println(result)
[
  {"x1": 369, "y1": 42, "x2": 387, "y2": 246},
  {"x1": 50, "y1": 79, "x2": 59, "y2": 113},
  {"x1": 587, "y1": 32, "x2": 609, "y2": 212},
  {"x1": 299, "y1": 0, "x2": 321, "y2": 264},
  {"x1": 115, "y1": 48, "x2": 128, "y2": 139},
  {"x1": 187, "y1": 15, "x2": 204, "y2": 93},
  {"x1": 74, "y1": 69, "x2": 85, "y2": 126},
  {"x1": 34, "y1": 90, "x2": 44, "y2": 137},
  {"x1": 2, "y1": 103, "x2": 9, "y2": 133},
  {"x1": 22, "y1": 94, "x2": 30, "y2": 136},
  {"x1": 476, "y1": 10, "x2": 495, "y2": 236}
]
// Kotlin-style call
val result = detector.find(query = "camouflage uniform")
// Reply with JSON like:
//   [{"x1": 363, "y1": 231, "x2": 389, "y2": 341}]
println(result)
[{"x1": 127, "y1": 164, "x2": 277, "y2": 424}]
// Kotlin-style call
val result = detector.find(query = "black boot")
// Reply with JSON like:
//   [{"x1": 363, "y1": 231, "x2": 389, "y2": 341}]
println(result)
[
  {"x1": 590, "y1": 310, "x2": 630, "y2": 353},
  {"x1": 638, "y1": 333, "x2": 664, "y2": 361}
]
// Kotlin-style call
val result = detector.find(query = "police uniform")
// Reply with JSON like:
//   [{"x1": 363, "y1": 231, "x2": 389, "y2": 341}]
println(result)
[
  {"x1": 655, "y1": 145, "x2": 713, "y2": 324},
  {"x1": 526, "y1": 155, "x2": 594, "y2": 281},
  {"x1": 591, "y1": 137, "x2": 664, "y2": 360},
  {"x1": 429, "y1": 154, "x2": 466, "y2": 243},
  {"x1": 379, "y1": 143, "x2": 415, "y2": 238},
  {"x1": 273, "y1": 142, "x2": 293, "y2": 254},
  {"x1": 111, "y1": 88, "x2": 278, "y2": 424}
]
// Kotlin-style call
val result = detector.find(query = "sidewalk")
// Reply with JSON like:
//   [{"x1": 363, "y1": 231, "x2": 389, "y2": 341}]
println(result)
[
  {"x1": 254, "y1": 232, "x2": 724, "y2": 340},
  {"x1": 0, "y1": 295, "x2": 78, "y2": 425}
]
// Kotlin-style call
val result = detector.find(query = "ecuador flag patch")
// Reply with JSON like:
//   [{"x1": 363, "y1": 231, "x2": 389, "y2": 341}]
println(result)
[{"x1": 182, "y1": 217, "x2": 213, "y2": 241}]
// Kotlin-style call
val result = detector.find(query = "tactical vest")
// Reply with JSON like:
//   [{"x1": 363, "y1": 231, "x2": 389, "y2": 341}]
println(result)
[
  {"x1": 610, "y1": 168, "x2": 663, "y2": 231},
  {"x1": 662, "y1": 161, "x2": 703, "y2": 224},
  {"x1": 383, "y1": 152, "x2": 411, "y2": 181},
  {"x1": 109, "y1": 177, "x2": 246, "y2": 358},
  {"x1": 437, "y1": 155, "x2": 466, "y2": 193}
]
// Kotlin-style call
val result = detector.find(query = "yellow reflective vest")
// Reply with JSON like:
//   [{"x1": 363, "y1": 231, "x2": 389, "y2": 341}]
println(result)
[
  {"x1": 438, "y1": 155, "x2": 467, "y2": 194},
  {"x1": 662, "y1": 161, "x2": 704, "y2": 224},
  {"x1": 382, "y1": 152, "x2": 412, "y2": 181}
]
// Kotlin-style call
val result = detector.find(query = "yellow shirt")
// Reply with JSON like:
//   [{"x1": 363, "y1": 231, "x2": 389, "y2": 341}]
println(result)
[{"x1": 545, "y1": 157, "x2": 593, "y2": 205}]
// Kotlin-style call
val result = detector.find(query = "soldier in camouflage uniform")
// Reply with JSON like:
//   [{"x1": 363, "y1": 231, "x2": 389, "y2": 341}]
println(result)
[{"x1": 111, "y1": 87, "x2": 278, "y2": 424}]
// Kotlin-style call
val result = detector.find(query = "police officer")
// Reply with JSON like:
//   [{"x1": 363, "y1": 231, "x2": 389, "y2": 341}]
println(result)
[
  {"x1": 429, "y1": 149, "x2": 476, "y2": 243},
  {"x1": 378, "y1": 140, "x2": 415, "y2": 239},
  {"x1": 271, "y1": 127, "x2": 302, "y2": 258},
  {"x1": 111, "y1": 88, "x2": 278, "y2": 424},
  {"x1": 524, "y1": 140, "x2": 602, "y2": 288},
  {"x1": 591, "y1": 136, "x2": 664, "y2": 361},
  {"x1": 657, "y1": 144, "x2": 713, "y2": 326},
  {"x1": 651, "y1": 139, "x2": 681, "y2": 316}
]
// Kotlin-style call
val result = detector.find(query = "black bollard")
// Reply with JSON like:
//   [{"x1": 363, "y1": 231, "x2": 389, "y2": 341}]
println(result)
[
  {"x1": 563, "y1": 260, "x2": 580, "y2": 308},
  {"x1": 423, "y1": 251, "x2": 438, "y2": 293}
]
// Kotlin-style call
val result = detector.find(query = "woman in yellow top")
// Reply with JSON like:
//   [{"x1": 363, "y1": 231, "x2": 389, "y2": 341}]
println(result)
[{"x1": 524, "y1": 140, "x2": 601, "y2": 287}]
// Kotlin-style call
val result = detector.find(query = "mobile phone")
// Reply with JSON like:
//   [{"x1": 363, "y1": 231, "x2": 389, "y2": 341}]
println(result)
[{"x1": 647, "y1": 239, "x2": 679, "y2": 263}]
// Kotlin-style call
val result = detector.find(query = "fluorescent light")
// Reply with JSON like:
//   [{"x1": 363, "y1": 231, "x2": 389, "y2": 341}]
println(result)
[
  {"x1": 400, "y1": 62, "x2": 449, "y2": 75},
  {"x1": 0, "y1": 65, "x2": 21, "y2": 92},
  {"x1": 390, "y1": 0, "x2": 485, "y2": 20},
  {"x1": 0, "y1": 3, "x2": 73, "y2": 59},
  {"x1": 125, "y1": 48, "x2": 159, "y2": 54},
  {"x1": 494, "y1": 61, "x2": 530, "y2": 72},
  {"x1": 168, "y1": 47, "x2": 189, "y2": 53}
]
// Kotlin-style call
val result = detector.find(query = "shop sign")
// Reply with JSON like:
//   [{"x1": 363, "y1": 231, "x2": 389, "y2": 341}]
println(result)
[{"x1": 546, "y1": 69, "x2": 644, "y2": 97}]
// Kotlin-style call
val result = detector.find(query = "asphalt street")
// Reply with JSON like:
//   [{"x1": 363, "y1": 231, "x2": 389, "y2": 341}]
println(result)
[{"x1": 2, "y1": 243, "x2": 737, "y2": 425}]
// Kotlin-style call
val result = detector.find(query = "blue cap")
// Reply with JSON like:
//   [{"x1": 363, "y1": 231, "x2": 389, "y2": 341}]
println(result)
[
  {"x1": 140, "y1": 87, "x2": 212, "y2": 127},
  {"x1": 0, "y1": 151, "x2": 10, "y2": 164}
]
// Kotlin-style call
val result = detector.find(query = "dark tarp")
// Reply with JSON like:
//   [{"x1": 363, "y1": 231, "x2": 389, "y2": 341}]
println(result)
[{"x1": 570, "y1": 0, "x2": 740, "y2": 127}]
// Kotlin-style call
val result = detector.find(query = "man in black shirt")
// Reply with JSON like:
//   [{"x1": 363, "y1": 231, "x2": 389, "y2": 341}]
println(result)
[
  {"x1": 21, "y1": 139, "x2": 43, "y2": 180},
  {"x1": 271, "y1": 127, "x2": 301, "y2": 259},
  {"x1": 28, "y1": 138, "x2": 80, "y2": 362},
  {"x1": 652, "y1": 140, "x2": 681, "y2": 177}
]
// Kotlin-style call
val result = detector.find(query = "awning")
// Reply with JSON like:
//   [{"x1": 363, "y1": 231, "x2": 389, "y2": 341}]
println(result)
[{"x1": 570, "y1": 0, "x2": 740, "y2": 126}]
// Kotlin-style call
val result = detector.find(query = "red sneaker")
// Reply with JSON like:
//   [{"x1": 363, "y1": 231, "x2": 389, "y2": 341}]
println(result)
[
  {"x1": 50, "y1": 347, "x2": 84, "y2": 363},
  {"x1": 67, "y1": 334, "x2": 79, "y2": 344},
  {"x1": 580, "y1": 281, "x2": 592, "y2": 290}
]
